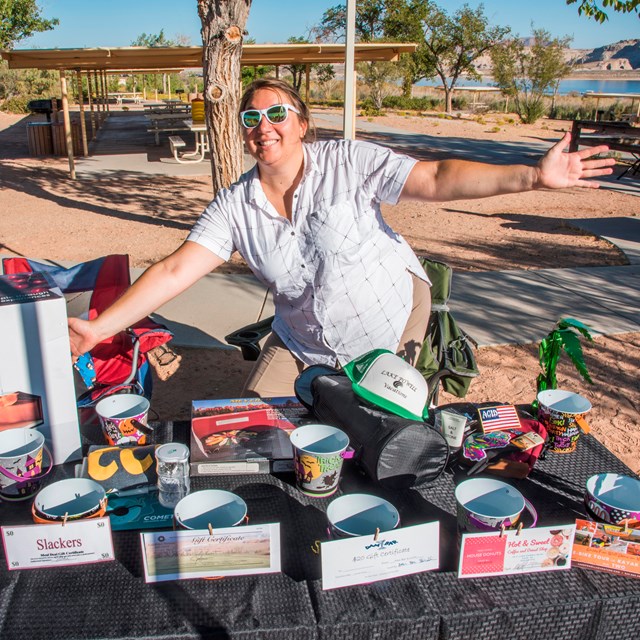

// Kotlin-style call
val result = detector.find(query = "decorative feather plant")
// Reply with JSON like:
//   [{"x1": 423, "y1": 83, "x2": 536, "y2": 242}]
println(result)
[{"x1": 535, "y1": 318, "x2": 594, "y2": 407}]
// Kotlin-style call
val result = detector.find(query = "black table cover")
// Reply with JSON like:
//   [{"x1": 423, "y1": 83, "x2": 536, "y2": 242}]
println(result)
[{"x1": 1, "y1": 418, "x2": 639, "y2": 640}]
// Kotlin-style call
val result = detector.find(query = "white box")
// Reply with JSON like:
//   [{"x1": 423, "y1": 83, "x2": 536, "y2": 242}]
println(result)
[{"x1": 0, "y1": 272, "x2": 82, "y2": 464}]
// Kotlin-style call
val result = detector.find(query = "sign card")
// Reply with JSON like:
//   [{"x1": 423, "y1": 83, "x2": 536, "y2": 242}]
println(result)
[
  {"x1": 1, "y1": 518, "x2": 115, "y2": 570},
  {"x1": 320, "y1": 521, "x2": 439, "y2": 590},
  {"x1": 572, "y1": 518, "x2": 640, "y2": 579},
  {"x1": 459, "y1": 524, "x2": 575, "y2": 578},
  {"x1": 140, "y1": 523, "x2": 281, "y2": 583}
]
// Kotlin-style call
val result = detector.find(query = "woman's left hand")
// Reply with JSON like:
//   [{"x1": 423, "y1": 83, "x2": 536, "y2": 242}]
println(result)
[{"x1": 535, "y1": 132, "x2": 616, "y2": 190}]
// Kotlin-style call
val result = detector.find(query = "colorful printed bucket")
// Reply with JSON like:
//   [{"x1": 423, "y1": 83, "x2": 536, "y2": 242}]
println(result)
[
  {"x1": 455, "y1": 478, "x2": 537, "y2": 533},
  {"x1": 537, "y1": 389, "x2": 591, "y2": 454},
  {"x1": 327, "y1": 493, "x2": 400, "y2": 538},
  {"x1": 290, "y1": 424, "x2": 351, "y2": 498},
  {"x1": 33, "y1": 478, "x2": 107, "y2": 523},
  {"x1": 0, "y1": 428, "x2": 50, "y2": 501},
  {"x1": 585, "y1": 473, "x2": 640, "y2": 525},
  {"x1": 95, "y1": 394, "x2": 151, "y2": 446},
  {"x1": 174, "y1": 490, "x2": 247, "y2": 530}
]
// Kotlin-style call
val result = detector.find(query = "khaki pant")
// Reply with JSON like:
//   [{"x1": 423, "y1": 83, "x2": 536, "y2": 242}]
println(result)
[{"x1": 242, "y1": 274, "x2": 431, "y2": 397}]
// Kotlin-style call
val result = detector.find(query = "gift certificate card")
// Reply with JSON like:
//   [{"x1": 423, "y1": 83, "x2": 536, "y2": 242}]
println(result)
[
  {"x1": 321, "y1": 521, "x2": 439, "y2": 590},
  {"x1": 572, "y1": 518, "x2": 640, "y2": 579},
  {"x1": 1, "y1": 518, "x2": 115, "y2": 570},
  {"x1": 459, "y1": 524, "x2": 575, "y2": 578},
  {"x1": 140, "y1": 523, "x2": 280, "y2": 583}
]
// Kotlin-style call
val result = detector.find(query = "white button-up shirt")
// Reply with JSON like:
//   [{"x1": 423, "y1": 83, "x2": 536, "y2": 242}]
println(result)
[{"x1": 188, "y1": 139, "x2": 429, "y2": 366}]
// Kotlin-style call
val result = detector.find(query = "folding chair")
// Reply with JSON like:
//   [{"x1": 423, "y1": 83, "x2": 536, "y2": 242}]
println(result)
[
  {"x1": 224, "y1": 258, "x2": 479, "y2": 406},
  {"x1": 2, "y1": 255, "x2": 174, "y2": 421}
]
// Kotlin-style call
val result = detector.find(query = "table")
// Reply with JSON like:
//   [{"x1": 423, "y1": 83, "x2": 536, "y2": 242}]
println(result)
[
  {"x1": 1, "y1": 412, "x2": 639, "y2": 640},
  {"x1": 569, "y1": 119, "x2": 640, "y2": 179},
  {"x1": 581, "y1": 92, "x2": 640, "y2": 120},
  {"x1": 179, "y1": 119, "x2": 210, "y2": 162}
]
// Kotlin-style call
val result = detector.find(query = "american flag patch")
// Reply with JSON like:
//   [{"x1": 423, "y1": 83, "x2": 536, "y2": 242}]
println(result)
[{"x1": 478, "y1": 405, "x2": 521, "y2": 433}]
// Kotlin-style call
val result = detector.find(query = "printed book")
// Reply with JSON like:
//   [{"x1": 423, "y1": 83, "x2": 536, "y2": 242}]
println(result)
[{"x1": 190, "y1": 397, "x2": 310, "y2": 476}]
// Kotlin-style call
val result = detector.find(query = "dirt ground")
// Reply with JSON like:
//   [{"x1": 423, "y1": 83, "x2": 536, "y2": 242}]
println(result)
[{"x1": 1, "y1": 108, "x2": 638, "y2": 472}]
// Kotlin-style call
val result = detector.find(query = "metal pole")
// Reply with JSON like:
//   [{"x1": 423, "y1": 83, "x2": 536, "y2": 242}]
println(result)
[{"x1": 342, "y1": 0, "x2": 356, "y2": 140}]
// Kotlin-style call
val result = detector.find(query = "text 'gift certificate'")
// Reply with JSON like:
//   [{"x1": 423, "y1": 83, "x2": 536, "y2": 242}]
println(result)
[
  {"x1": 458, "y1": 524, "x2": 576, "y2": 578},
  {"x1": 321, "y1": 522, "x2": 439, "y2": 590},
  {"x1": 140, "y1": 523, "x2": 280, "y2": 583}
]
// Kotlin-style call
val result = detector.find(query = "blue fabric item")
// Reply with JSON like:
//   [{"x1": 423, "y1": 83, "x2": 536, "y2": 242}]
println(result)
[{"x1": 21, "y1": 258, "x2": 105, "y2": 293}]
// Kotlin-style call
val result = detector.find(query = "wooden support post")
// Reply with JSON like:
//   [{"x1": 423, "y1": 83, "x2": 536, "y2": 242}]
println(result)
[
  {"x1": 76, "y1": 70, "x2": 88, "y2": 156},
  {"x1": 168, "y1": 74, "x2": 171, "y2": 99},
  {"x1": 88, "y1": 71, "x2": 97, "y2": 137},
  {"x1": 275, "y1": 65, "x2": 279, "y2": 80},
  {"x1": 343, "y1": 0, "x2": 357, "y2": 139},
  {"x1": 305, "y1": 64, "x2": 310, "y2": 102},
  {"x1": 102, "y1": 71, "x2": 109, "y2": 113},
  {"x1": 59, "y1": 70, "x2": 76, "y2": 179}
]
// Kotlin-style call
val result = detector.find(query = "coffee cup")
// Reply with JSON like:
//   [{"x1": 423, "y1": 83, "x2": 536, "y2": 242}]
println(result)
[
  {"x1": 0, "y1": 428, "x2": 51, "y2": 501},
  {"x1": 174, "y1": 490, "x2": 247, "y2": 530},
  {"x1": 33, "y1": 478, "x2": 107, "y2": 523},
  {"x1": 95, "y1": 394, "x2": 151, "y2": 446},
  {"x1": 455, "y1": 478, "x2": 537, "y2": 533},
  {"x1": 327, "y1": 493, "x2": 400, "y2": 538},
  {"x1": 537, "y1": 389, "x2": 591, "y2": 454},
  {"x1": 436, "y1": 409, "x2": 467, "y2": 449},
  {"x1": 289, "y1": 424, "x2": 351, "y2": 498}
]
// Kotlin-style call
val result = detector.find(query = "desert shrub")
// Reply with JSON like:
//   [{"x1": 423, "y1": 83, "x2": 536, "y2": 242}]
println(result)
[
  {"x1": 382, "y1": 95, "x2": 442, "y2": 111},
  {"x1": 0, "y1": 95, "x2": 32, "y2": 113},
  {"x1": 519, "y1": 100, "x2": 548, "y2": 124},
  {"x1": 360, "y1": 99, "x2": 383, "y2": 117},
  {"x1": 451, "y1": 95, "x2": 469, "y2": 110}
]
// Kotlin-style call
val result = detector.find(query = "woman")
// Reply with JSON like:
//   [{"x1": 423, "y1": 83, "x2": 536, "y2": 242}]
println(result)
[{"x1": 68, "y1": 78, "x2": 614, "y2": 397}]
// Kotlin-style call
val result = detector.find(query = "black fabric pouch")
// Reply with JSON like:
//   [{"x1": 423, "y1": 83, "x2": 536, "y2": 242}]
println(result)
[{"x1": 308, "y1": 372, "x2": 449, "y2": 489}]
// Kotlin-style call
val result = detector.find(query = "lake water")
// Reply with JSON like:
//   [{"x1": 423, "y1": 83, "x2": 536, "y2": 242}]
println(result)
[{"x1": 419, "y1": 78, "x2": 640, "y2": 95}]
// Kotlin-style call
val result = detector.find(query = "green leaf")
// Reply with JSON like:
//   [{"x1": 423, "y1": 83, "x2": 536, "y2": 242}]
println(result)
[
  {"x1": 557, "y1": 317, "x2": 594, "y2": 341},
  {"x1": 560, "y1": 331, "x2": 594, "y2": 384}
]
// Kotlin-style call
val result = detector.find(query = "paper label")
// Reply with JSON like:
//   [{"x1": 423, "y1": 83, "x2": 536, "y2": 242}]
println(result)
[
  {"x1": 459, "y1": 524, "x2": 575, "y2": 578},
  {"x1": 1, "y1": 518, "x2": 115, "y2": 570},
  {"x1": 140, "y1": 523, "x2": 281, "y2": 583},
  {"x1": 321, "y1": 521, "x2": 439, "y2": 590},
  {"x1": 572, "y1": 518, "x2": 640, "y2": 579}
]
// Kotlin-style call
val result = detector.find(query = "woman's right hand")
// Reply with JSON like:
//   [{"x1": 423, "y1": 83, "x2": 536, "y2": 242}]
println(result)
[{"x1": 68, "y1": 317, "x2": 102, "y2": 359}]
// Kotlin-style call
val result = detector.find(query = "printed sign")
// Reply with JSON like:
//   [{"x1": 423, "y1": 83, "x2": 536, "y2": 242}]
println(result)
[
  {"x1": 140, "y1": 523, "x2": 281, "y2": 583},
  {"x1": 1, "y1": 518, "x2": 115, "y2": 570},
  {"x1": 320, "y1": 522, "x2": 439, "y2": 590},
  {"x1": 572, "y1": 518, "x2": 640, "y2": 579},
  {"x1": 459, "y1": 524, "x2": 575, "y2": 578}
]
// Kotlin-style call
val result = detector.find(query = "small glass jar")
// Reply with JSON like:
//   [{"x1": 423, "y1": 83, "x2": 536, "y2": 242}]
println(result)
[{"x1": 156, "y1": 443, "x2": 190, "y2": 508}]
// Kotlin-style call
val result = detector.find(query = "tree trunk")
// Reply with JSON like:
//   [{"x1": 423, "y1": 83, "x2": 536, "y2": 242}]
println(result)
[
  {"x1": 197, "y1": 0, "x2": 252, "y2": 194},
  {"x1": 443, "y1": 86, "x2": 452, "y2": 113}
]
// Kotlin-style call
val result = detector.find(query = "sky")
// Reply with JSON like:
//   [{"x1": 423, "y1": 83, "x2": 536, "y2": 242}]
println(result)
[{"x1": 20, "y1": 0, "x2": 639, "y2": 52}]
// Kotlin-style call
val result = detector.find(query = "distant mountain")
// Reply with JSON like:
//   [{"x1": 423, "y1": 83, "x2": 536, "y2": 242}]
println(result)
[
  {"x1": 569, "y1": 39, "x2": 640, "y2": 71},
  {"x1": 474, "y1": 38, "x2": 640, "y2": 74}
]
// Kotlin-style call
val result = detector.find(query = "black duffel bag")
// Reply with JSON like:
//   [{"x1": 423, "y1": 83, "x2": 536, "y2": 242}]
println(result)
[{"x1": 299, "y1": 370, "x2": 449, "y2": 490}]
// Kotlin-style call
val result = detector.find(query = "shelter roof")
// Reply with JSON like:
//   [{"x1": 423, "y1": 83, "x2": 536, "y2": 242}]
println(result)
[{"x1": 0, "y1": 43, "x2": 417, "y2": 71}]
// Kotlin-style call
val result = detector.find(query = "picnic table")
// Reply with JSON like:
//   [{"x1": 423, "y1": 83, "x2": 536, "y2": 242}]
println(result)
[
  {"x1": 166, "y1": 120, "x2": 209, "y2": 163},
  {"x1": 569, "y1": 119, "x2": 640, "y2": 179},
  {"x1": 145, "y1": 112, "x2": 191, "y2": 146},
  {"x1": 1, "y1": 414, "x2": 639, "y2": 640},
  {"x1": 108, "y1": 92, "x2": 144, "y2": 105}
]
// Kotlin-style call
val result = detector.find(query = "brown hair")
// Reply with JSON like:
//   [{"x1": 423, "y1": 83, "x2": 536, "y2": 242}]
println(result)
[{"x1": 239, "y1": 78, "x2": 315, "y2": 142}]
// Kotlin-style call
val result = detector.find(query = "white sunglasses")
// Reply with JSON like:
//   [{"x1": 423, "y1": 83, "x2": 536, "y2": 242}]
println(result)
[{"x1": 240, "y1": 103, "x2": 301, "y2": 129}]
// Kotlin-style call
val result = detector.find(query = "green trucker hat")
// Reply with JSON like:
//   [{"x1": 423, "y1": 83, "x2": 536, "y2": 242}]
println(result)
[{"x1": 343, "y1": 349, "x2": 429, "y2": 421}]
